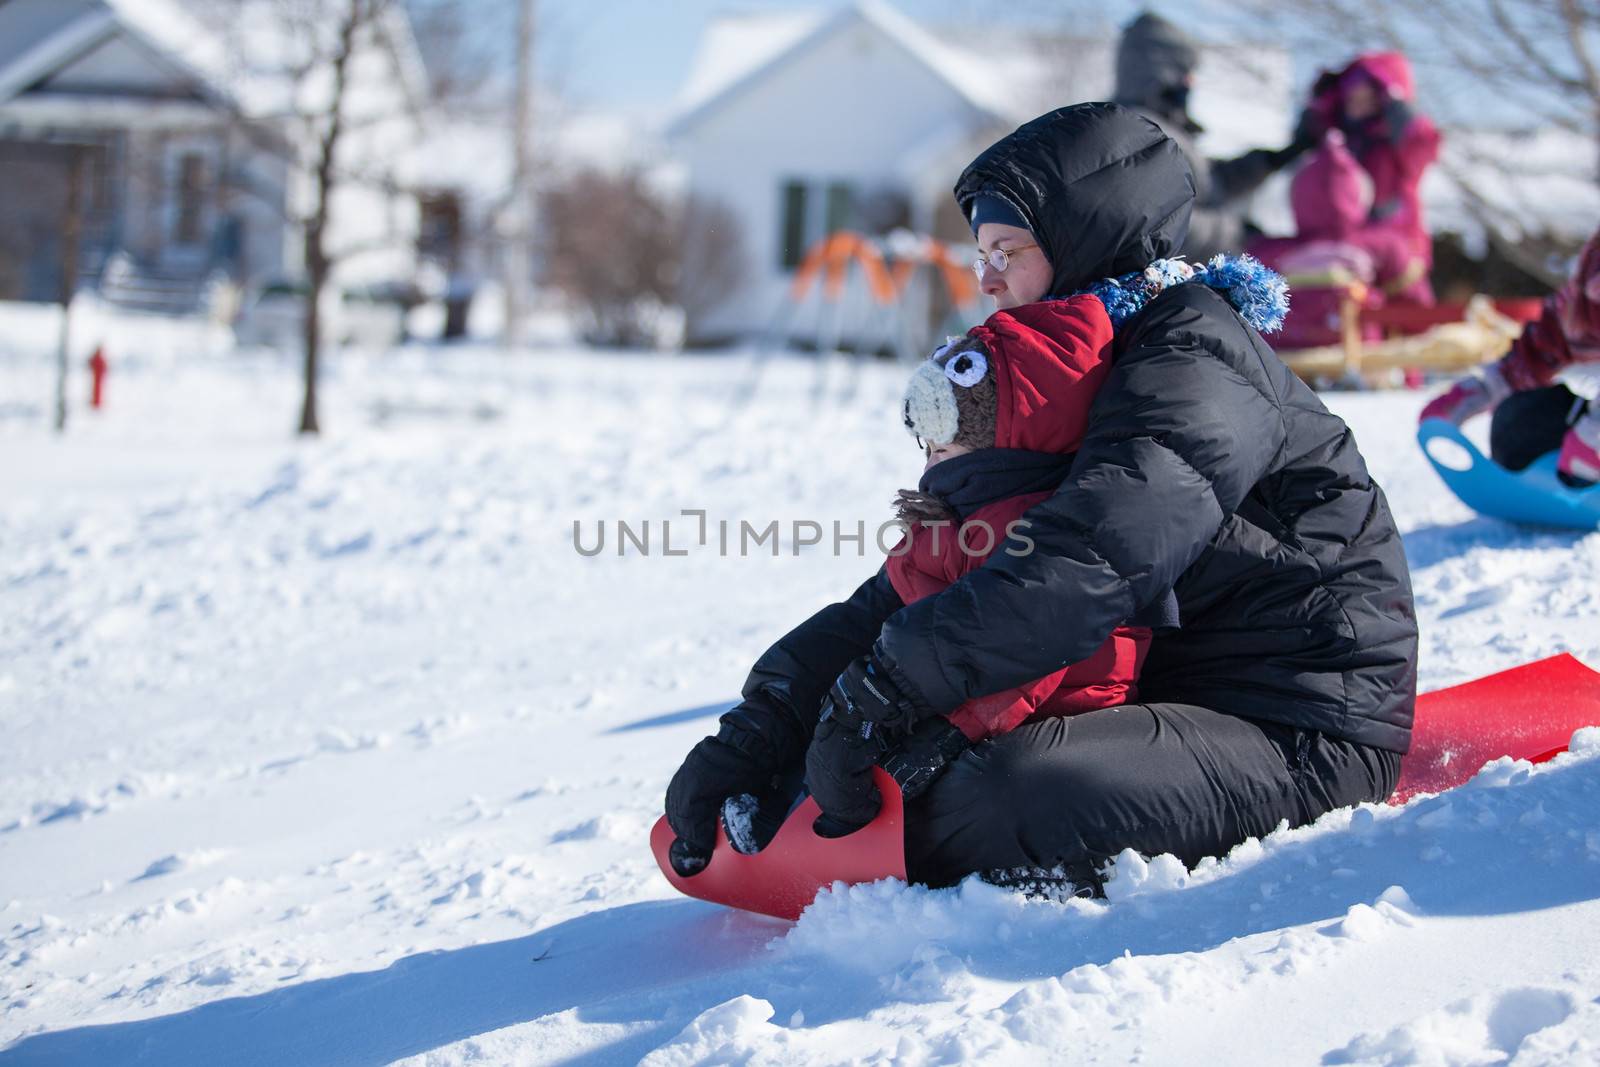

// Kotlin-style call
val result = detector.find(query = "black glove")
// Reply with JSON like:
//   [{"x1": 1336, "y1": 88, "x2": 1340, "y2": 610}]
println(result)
[
  {"x1": 1285, "y1": 106, "x2": 1324, "y2": 160},
  {"x1": 1380, "y1": 97, "x2": 1415, "y2": 146},
  {"x1": 805, "y1": 652, "x2": 923, "y2": 833},
  {"x1": 665, "y1": 722, "x2": 784, "y2": 875},
  {"x1": 881, "y1": 717, "x2": 972, "y2": 801}
]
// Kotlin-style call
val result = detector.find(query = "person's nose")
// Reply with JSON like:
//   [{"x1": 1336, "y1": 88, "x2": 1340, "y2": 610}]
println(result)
[{"x1": 979, "y1": 263, "x2": 1006, "y2": 299}]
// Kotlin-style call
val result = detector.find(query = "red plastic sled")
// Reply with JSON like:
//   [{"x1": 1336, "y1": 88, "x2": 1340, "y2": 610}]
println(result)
[
  {"x1": 1392, "y1": 653, "x2": 1600, "y2": 803},
  {"x1": 649, "y1": 766, "x2": 906, "y2": 921}
]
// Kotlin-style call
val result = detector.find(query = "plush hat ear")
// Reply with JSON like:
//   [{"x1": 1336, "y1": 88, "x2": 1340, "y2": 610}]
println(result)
[{"x1": 902, "y1": 360, "x2": 960, "y2": 445}]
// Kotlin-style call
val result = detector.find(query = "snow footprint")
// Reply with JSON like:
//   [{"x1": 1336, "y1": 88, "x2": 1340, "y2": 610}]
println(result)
[{"x1": 1324, "y1": 986, "x2": 1578, "y2": 1065}]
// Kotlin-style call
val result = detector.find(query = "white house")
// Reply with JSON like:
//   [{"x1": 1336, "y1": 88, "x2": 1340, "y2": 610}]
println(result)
[
  {"x1": 665, "y1": 1, "x2": 1294, "y2": 347},
  {"x1": 0, "y1": 0, "x2": 426, "y2": 314},
  {"x1": 403, "y1": 96, "x2": 662, "y2": 340}
]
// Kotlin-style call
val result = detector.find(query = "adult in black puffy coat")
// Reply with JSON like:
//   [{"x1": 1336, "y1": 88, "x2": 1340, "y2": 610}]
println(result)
[{"x1": 666, "y1": 102, "x2": 1416, "y2": 893}]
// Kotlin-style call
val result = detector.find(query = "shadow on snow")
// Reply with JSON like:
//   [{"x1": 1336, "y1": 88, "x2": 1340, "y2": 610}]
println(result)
[{"x1": 603, "y1": 700, "x2": 735, "y2": 735}]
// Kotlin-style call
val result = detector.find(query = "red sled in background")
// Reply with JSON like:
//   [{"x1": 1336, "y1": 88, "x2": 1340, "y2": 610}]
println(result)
[{"x1": 652, "y1": 655, "x2": 1600, "y2": 919}]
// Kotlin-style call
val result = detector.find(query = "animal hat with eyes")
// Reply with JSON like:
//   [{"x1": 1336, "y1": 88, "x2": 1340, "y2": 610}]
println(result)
[{"x1": 901, "y1": 297, "x2": 1117, "y2": 456}]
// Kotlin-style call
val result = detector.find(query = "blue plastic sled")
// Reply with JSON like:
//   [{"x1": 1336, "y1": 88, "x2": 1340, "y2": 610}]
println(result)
[{"x1": 1419, "y1": 418, "x2": 1600, "y2": 531}]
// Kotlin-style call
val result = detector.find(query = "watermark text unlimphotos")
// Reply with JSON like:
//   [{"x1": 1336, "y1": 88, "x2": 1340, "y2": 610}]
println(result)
[{"x1": 572, "y1": 510, "x2": 1035, "y2": 558}]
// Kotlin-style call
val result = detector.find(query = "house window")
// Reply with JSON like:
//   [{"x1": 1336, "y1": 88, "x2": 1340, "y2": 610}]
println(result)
[
  {"x1": 779, "y1": 179, "x2": 861, "y2": 271},
  {"x1": 175, "y1": 153, "x2": 207, "y2": 245},
  {"x1": 779, "y1": 179, "x2": 807, "y2": 270},
  {"x1": 419, "y1": 191, "x2": 463, "y2": 266},
  {"x1": 824, "y1": 182, "x2": 855, "y2": 235}
]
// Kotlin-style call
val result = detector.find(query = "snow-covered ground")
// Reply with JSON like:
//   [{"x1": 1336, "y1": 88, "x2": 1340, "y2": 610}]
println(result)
[{"x1": 3, "y1": 318, "x2": 1599, "y2": 1065}]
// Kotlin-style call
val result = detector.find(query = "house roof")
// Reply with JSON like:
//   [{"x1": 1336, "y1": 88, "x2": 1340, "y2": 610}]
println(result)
[
  {"x1": 667, "y1": 2, "x2": 1293, "y2": 156},
  {"x1": 0, "y1": 0, "x2": 243, "y2": 114},
  {"x1": 672, "y1": 8, "x2": 822, "y2": 120},
  {"x1": 108, "y1": 0, "x2": 431, "y2": 120},
  {"x1": 667, "y1": 1, "x2": 1021, "y2": 139},
  {"x1": 0, "y1": 0, "x2": 119, "y2": 104},
  {"x1": 0, "y1": 0, "x2": 429, "y2": 122}
]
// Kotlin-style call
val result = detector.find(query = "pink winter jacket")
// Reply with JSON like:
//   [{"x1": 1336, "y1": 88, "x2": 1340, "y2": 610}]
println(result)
[
  {"x1": 1309, "y1": 52, "x2": 1441, "y2": 270},
  {"x1": 1289, "y1": 130, "x2": 1420, "y2": 295}
]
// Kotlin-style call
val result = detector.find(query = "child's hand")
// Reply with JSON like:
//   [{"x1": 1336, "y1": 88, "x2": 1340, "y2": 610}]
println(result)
[
  {"x1": 664, "y1": 721, "x2": 781, "y2": 873},
  {"x1": 1419, "y1": 363, "x2": 1510, "y2": 426},
  {"x1": 882, "y1": 717, "x2": 972, "y2": 800},
  {"x1": 806, "y1": 653, "x2": 921, "y2": 831},
  {"x1": 806, "y1": 705, "x2": 886, "y2": 834}
]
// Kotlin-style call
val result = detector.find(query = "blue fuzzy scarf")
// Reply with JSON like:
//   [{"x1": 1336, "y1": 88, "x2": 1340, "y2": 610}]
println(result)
[{"x1": 1073, "y1": 254, "x2": 1290, "y2": 334}]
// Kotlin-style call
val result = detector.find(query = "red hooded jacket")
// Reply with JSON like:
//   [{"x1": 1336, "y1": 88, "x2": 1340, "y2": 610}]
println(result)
[{"x1": 885, "y1": 297, "x2": 1151, "y2": 741}]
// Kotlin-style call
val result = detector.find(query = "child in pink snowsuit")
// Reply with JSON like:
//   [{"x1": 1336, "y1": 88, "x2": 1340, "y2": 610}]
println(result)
[
  {"x1": 1249, "y1": 51, "x2": 1439, "y2": 347},
  {"x1": 1307, "y1": 52, "x2": 1440, "y2": 301}
]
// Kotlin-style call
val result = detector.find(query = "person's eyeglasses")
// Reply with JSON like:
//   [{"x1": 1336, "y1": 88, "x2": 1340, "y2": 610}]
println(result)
[{"x1": 972, "y1": 243, "x2": 1039, "y2": 280}]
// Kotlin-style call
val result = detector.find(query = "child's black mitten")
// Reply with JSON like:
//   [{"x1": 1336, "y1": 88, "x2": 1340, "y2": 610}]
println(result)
[
  {"x1": 881, "y1": 717, "x2": 972, "y2": 800},
  {"x1": 805, "y1": 651, "x2": 923, "y2": 832},
  {"x1": 665, "y1": 720, "x2": 783, "y2": 874}
]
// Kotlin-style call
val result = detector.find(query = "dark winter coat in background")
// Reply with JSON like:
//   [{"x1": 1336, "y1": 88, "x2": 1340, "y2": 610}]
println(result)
[
  {"x1": 869, "y1": 102, "x2": 1417, "y2": 753},
  {"x1": 1113, "y1": 13, "x2": 1286, "y2": 262}
]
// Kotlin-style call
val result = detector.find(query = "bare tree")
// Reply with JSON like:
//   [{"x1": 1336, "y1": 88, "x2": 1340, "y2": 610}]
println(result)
[
  {"x1": 408, "y1": 0, "x2": 595, "y2": 348},
  {"x1": 504, "y1": 0, "x2": 538, "y2": 344},
  {"x1": 196, "y1": 0, "x2": 423, "y2": 434},
  {"x1": 541, "y1": 169, "x2": 743, "y2": 349},
  {"x1": 540, "y1": 168, "x2": 672, "y2": 347},
  {"x1": 0, "y1": 141, "x2": 96, "y2": 431},
  {"x1": 56, "y1": 150, "x2": 88, "y2": 434}
]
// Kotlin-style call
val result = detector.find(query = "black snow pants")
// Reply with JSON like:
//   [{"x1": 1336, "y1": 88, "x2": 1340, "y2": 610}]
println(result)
[
  {"x1": 1490, "y1": 384, "x2": 1586, "y2": 472},
  {"x1": 903, "y1": 703, "x2": 1401, "y2": 893}
]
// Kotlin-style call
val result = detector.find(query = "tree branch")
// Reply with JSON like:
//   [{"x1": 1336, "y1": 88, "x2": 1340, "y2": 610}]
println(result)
[
  {"x1": 1561, "y1": 0, "x2": 1600, "y2": 105},
  {"x1": 1487, "y1": 0, "x2": 1586, "y2": 92}
]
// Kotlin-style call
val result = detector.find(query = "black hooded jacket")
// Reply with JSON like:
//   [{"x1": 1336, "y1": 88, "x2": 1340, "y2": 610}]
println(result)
[
  {"x1": 723, "y1": 104, "x2": 1415, "y2": 763},
  {"x1": 867, "y1": 102, "x2": 1416, "y2": 752}
]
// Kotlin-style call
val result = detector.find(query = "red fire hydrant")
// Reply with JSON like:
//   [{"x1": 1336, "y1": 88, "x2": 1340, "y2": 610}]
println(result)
[{"x1": 88, "y1": 345, "x2": 107, "y2": 410}]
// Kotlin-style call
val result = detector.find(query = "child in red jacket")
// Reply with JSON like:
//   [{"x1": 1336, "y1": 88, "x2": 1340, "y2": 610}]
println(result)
[{"x1": 887, "y1": 297, "x2": 1157, "y2": 743}]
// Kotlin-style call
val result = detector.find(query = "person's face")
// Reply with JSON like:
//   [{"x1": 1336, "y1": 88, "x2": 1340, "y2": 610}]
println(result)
[
  {"x1": 1342, "y1": 79, "x2": 1381, "y2": 122},
  {"x1": 975, "y1": 222, "x2": 1052, "y2": 309},
  {"x1": 923, "y1": 439, "x2": 972, "y2": 472}
]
